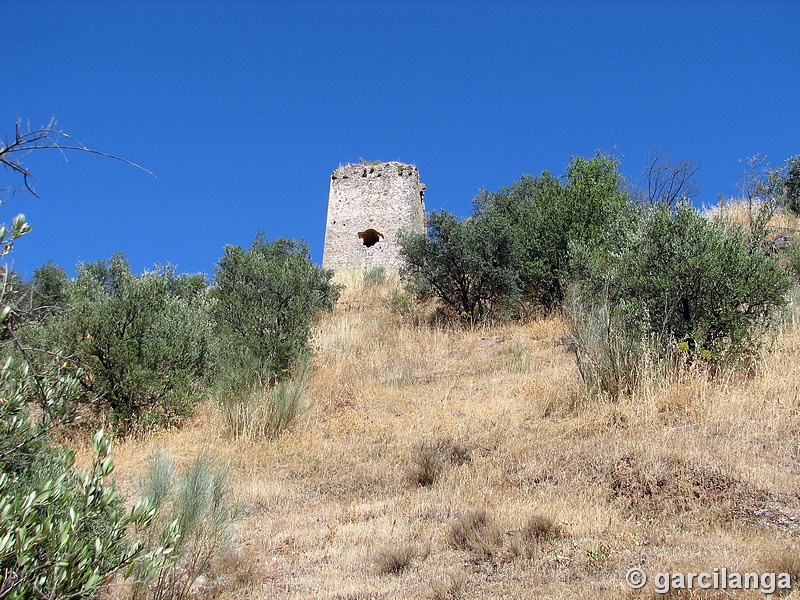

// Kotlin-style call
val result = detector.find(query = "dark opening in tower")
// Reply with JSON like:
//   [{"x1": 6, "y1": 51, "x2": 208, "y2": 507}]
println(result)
[{"x1": 358, "y1": 228, "x2": 382, "y2": 248}]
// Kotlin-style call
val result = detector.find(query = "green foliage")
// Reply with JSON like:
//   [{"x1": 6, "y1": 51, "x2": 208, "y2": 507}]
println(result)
[
  {"x1": 573, "y1": 204, "x2": 791, "y2": 388},
  {"x1": 0, "y1": 359, "x2": 176, "y2": 599},
  {"x1": 770, "y1": 154, "x2": 800, "y2": 215},
  {"x1": 388, "y1": 288, "x2": 414, "y2": 316},
  {"x1": 400, "y1": 153, "x2": 633, "y2": 321},
  {"x1": 42, "y1": 253, "x2": 215, "y2": 428},
  {"x1": 474, "y1": 152, "x2": 633, "y2": 309},
  {"x1": 784, "y1": 155, "x2": 800, "y2": 213},
  {"x1": 363, "y1": 265, "x2": 387, "y2": 286},
  {"x1": 784, "y1": 242, "x2": 800, "y2": 282},
  {"x1": 213, "y1": 233, "x2": 339, "y2": 382},
  {"x1": 133, "y1": 451, "x2": 239, "y2": 600},
  {"x1": 31, "y1": 260, "x2": 70, "y2": 312},
  {"x1": 399, "y1": 209, "x2": 519, "y2": 322}
]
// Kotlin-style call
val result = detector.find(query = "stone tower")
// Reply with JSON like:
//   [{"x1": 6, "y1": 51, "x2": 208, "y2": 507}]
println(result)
[{"x1": 322, "y1": 161, "x2": 426, "y2": 272}]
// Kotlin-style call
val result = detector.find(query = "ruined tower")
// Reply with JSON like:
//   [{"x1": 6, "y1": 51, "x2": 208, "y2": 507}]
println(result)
[{"x1": 322, "y1": 161, "x2": 426, "y2": 272}]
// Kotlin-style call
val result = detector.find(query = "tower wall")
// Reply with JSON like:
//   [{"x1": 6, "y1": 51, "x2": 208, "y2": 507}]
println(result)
[{"x1": 322, "y1": 161, "x2": 426, "y2": 271}]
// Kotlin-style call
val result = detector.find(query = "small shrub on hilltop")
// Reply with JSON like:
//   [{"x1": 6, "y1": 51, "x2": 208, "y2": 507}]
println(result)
[
  {"x1": 213, "y1": 233, "x2": 340, "y2": 383},
  {"x1": 362, "y1": 265, "x2": 387, "y2": 286},
  {"x1": 399, "y1": 209, "x2": 520, "y2": 322}
]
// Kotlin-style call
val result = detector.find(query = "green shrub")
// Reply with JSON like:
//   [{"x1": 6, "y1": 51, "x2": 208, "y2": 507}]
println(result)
[
  {"x1": 363, "y1": 265, "x2": 387, "y2": 286},
  {"x1": 133, "y1": 451, "x2": 239, "y2": 600},
  {"x1": 0, "y1": 359, "x2": 176, "y2": 600},
  {"x1": 571, "y1": 203, "x2": 792, "y2": 391},
  {"x1": 39, "y1": 254, "x2": 215, "y2": 429},
  {"x1": 399, "y1": 209, "x2": 520, "y2": 322},
  {"x1": 213, "y1": 234, "x2": 339, "y2": 383},
  {"x1": 473, "y1": 152, "x2": 634, "y2": 310},
  {"x1": 400, "y1": 153, "x2": 634, "y2": 321}
]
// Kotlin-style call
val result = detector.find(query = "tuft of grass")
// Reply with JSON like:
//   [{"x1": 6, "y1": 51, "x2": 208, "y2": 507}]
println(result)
[
  {"x1": 372, "y1": 541, "x2": 418, "y2": 575},
  {"x1": 218, "y1": 360, "x2": 309, "y2": 439},
  {"x1": 446, "y1": 508, "x2": 504, "y2": 557},
  {"x1": 407, "y1": 441, "x2": 442, "y2": 487},
  {"x1": 389, "y1": 288, "x2": 414, "y2": 316},
  {"x1": 566, "y1": 291, "x2": 654, "y2": 399},
  {"x1": 385, "y1": 363, "x2": 415, "y2": 387},
  {"x1": 406, "y1": 439, "x2": 471, "y2": 487},
  {"x1": 520, "y1": 514, "x2": 560, "y2": 543},
  {"x1": 503, "y1": 336, "x2": 532, "y2": 374},
  {"x1": 428, "y1": 570, "x2": 466, "y2": 600}
]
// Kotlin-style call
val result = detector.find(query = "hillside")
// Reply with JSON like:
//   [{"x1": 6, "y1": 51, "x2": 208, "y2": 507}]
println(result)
[{"x1": 105, "y1": 270, "x2": 800, "y2": 600}]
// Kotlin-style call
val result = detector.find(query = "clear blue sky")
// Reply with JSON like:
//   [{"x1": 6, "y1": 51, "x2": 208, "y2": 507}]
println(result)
[{"x1": 3, "y1": 0, "x2": 799, "y2": 279}]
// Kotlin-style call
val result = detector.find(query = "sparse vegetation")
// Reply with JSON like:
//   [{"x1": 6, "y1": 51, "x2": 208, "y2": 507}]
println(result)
[
  {"x1": 446, "y1": 508, "x2": 504, "y2": 557},
  {"x1": 217, "y1": 358, "x2": 310, "y2": 439},
  {"x1": 372, "y1": 541, "x2": 418, "y2": 575},
  {"x1": 133, "y1": 451, "x2": 239, "y2": 600}
]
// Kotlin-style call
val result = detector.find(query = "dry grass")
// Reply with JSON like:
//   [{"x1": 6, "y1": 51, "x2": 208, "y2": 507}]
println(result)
[{"x1": 96, "y1": 269, "x2": 800, "y2": 599}]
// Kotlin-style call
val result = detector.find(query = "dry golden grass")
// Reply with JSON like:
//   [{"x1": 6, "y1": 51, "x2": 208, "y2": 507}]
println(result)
[
  {"x1": 102, "y1": 270, "x2": 800, "y2": 599},
  {"x1": 705, "y1": 198, "x2": 800, "y2": 233}
]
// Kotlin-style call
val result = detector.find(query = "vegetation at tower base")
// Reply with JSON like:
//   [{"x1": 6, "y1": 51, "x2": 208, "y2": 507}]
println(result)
[
  {"x1": 400, "y1": 152, "x2": 793, "y2": 395},
  {"x1": 398, "y1": 209, "x2": 520, "y2": 323},
  {"x1": 399, "y1": 152, "x2": 633, "y2": 320}
]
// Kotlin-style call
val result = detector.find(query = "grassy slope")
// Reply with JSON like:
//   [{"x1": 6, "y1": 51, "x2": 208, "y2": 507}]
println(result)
[{"x1": 108, "y1": 270, "x2": 800, "y2": 600}]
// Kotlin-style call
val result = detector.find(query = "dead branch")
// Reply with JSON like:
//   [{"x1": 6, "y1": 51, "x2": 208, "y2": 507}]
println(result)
[{"x1": 1, "y1": 118, "x2": 155, "y2": 199}]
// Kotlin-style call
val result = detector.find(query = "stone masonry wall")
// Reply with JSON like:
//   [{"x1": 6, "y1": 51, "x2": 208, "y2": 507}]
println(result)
[{"x1": 322, "y1": 161, "x2": 426, "y2": 272}]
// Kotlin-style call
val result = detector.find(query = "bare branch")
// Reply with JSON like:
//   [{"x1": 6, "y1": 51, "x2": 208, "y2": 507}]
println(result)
[
  {"x1": 634, "y1": 148, "x2": 701, "y2": 207},
  {"x1": 1, "y1": 119, "x2": 155, "y2": 200}
]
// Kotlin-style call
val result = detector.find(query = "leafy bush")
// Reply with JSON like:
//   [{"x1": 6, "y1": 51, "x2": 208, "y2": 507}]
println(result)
[
  {"x1": 213, "y1": 234, "x2": 339, "y2": 383},
  {"x1": 618, "y1": 204, "x2": 789, "y2": 364},
  {"x1": 31, "y1": 260, "x2": 71, "y2": 312},
  {"x1": 41, "y1": 253, "x2": 215, "y2": 429},
  {"x1": 399, "y1": 209, "x2": 519, "y2": 322},
  {"x1": 400, "y1": 153, "x2": 633, "y2": 321},
  {"x1": 571, "y1": 203, "x2": 791, "y2": 392},
  {"x1": 0, "y1": 358, "x2": 176, "y2": 600},
  {"x1": 473, "y1": 152, "x2": 633, "y2": 310}
]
